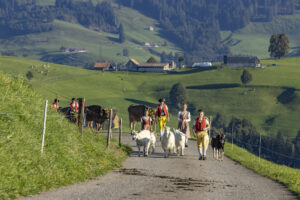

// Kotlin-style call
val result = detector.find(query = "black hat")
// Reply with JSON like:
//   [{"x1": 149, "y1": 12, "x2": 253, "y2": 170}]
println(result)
[
  {"x1": 54, "y1": 98, "x2": 59, "y2": 103},
  {"x1": 72, "y1": 98, "x2": 75, "y2": 101},
  {"x1": 158, "y1": 98, "x2": 165, "y2": 103}
]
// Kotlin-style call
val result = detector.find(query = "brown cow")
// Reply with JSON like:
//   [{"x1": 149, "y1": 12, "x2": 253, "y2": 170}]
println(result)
[
  {"x1": 128, "y1": 104, "x2": 156, "y2": 134},
  {"x1": 85, "y1": 105, "x2": 109, "y2": 131}
]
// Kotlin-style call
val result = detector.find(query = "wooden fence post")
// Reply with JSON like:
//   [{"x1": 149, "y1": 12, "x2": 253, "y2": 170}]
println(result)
[
  {"x1": 107, "y1": 109, "x2": 113, "y2": 148},
  {"x1": 78, "y1": 98, "x2": 85, "y2": 135},
  {"x1": 119, "y1": 118, "x2": 122, "y2": 147},
  {"x1": 209, "y1": 116, "x2": 213, "y2": 139},
  {"x1": 259, "y1": 132, "x2": 262, "y2": 162},
  {"x1": 41, "y1": 100, "x2": 48, "y2": 153},
  {"x1": 231, "y1": 122, "x2": 234, "y2": 150}
]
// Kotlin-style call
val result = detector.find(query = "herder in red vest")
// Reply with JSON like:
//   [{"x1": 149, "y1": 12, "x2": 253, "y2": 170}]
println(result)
[
  {"x1": 51, "y1": 98, "x2": 59, "y2": 111},
  {"x1": 69, "y1": 98, "x2": 79, "y2": 122},
  {"x1": 193, "y1": 109, "x2": 210, "y2": 160},
  {"x1": 141, "y1": 109, "x2": 152, "y2": 131},
  {"x1": 156, "y1": 98, "x2": 169, "y2": 139}
]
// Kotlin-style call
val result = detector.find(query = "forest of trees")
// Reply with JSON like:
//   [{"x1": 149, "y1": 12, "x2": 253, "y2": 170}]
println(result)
[
  {"x1": 0, "y1": 0, "x2": 119, "y2": 35},
  {"x1": 119, "y1": 0, "x2": 298, "y2": 62}
]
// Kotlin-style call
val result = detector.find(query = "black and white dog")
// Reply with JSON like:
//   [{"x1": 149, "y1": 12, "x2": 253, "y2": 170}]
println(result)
[{"x1": 211, "y1": 133, "x2": 226, "y2": 161}]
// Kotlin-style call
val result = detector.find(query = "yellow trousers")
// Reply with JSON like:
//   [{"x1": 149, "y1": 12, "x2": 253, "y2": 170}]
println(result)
[
  {"x1": 158, "y1": 116, "x2": 167, "y2": 130},
  {"x1": 196, "y1": 131, "x2": 208, "y2": 148}
]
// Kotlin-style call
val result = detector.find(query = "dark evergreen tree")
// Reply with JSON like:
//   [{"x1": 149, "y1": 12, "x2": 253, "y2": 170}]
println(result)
[
  {"x1": 123, "y1": 48, "x2": 129, "y2": 57},
  {"x1": 147, "y1": 56, "x2": 158, "y2": 63},
  {"x1": 169, "y1": 83, "x2": 187, "y2": 109},
  {"x1": 26, "y1": 71, "x2": 33, "y2": 80},
  {"x1": 119, "y1": 24, "x2": 125, "y2": 43}
]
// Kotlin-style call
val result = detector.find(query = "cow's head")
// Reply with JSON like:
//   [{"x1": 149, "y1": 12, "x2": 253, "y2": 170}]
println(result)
[{"x1": 101, "y1": 109, "x2": 110, "y2": 119}]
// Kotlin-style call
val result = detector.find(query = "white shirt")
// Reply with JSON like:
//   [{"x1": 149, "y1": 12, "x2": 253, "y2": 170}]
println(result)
[
  {"x1": 141, "y1": 116, "x2": 152, "y2": 123},
  {"x1": 177, "y1": 111, "x2": 191, "y2": 122}
]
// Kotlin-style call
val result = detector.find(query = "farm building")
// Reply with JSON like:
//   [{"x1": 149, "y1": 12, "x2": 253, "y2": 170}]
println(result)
[
  {"x1": 138, "y1": 63, "x2": 171, "y2": 72},
  {"x1": 192, "y1": 62, "x2": 213, "y2": 68},
  {"x1": 224, "y1": 56, "x2": 261, "y2": 68},
  {"x1": 125, "y1": 59, "x2": 140, "y2": 71},
  {"x1": 124, "y1": 58, "x2": 173, "y2": 72},
  {"x1": 94, "y1": 62, "x2": 112, "y2": 71}
]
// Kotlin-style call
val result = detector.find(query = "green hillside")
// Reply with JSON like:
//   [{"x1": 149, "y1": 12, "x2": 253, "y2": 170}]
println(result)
[
  {"x1": 0, "y1": 56, "x2": 299, "y2": 139},
  {"x1": 0, "y1": 2, "x2": 180, "y2": 64},
  {"x1": 0, "y1": 70, "x2": 128, "y2": 199},
  {"x1": 221, "y1": 14, "x2": 300, "y2": 59}
]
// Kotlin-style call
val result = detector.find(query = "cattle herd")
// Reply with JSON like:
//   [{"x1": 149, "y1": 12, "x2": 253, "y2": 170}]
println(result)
[{"x1": 59, "y1": 104, "x2": 225, "y2": 160}]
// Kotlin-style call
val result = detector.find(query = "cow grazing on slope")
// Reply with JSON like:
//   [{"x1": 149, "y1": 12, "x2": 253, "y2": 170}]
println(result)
[
  {"x1": 211, "y1": 133, "x2": 226, "y2": 161},
  {"x1": 85, "y1": 105, "x2": 109, "y2": 131}
]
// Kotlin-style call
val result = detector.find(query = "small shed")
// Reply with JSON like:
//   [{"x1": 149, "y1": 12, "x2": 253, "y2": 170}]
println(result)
[
  {"x1": 192, "y1": 62, "x2": 213, "y2": 68},
  {"x1": 94, "y1": 62, "x2": 112, "y2": 71},
  {"x1": 138, "y1": 63, "x2": 170, "y2": 72}
]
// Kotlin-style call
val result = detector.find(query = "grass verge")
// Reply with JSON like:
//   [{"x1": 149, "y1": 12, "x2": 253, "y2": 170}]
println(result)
[{"x1": 224, "y1": 143, "x2": 300, "y2": 197}]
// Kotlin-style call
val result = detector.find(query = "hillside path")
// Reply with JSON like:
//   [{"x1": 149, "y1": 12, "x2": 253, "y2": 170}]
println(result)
[{"x1": 22, "y1": 133, "x2": 298, "y2": 200}]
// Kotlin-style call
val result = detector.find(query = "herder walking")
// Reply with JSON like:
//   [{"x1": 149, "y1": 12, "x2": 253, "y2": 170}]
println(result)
[
  {"x1": 141, "y1": 109, "x2": 152, "y2": 131},
  {"x1": 69, "y1": 98, "x2": 79, "y2": 123},
  {"x1": 156, "y1": 98, "x2": 169, "y2": 139},
  {"x1": 193, "y1": 109, "x2": 210, "y2": 160},
  {"x1": 177, "y1": 103, "x2": 191, "y2": 147}
]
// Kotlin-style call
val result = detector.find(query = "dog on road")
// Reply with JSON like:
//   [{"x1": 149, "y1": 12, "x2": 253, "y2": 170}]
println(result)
[{"x1": 211, "y1": 133, "x2": 226, "y2": 161}]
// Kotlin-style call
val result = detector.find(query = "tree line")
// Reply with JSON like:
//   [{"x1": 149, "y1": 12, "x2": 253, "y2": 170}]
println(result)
[{"x1": 0, "y1": 0, "x2": 119, "y2": 35}]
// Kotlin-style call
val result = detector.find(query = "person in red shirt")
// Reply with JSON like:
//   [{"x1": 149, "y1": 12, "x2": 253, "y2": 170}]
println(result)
[
  {"x1": 156, "y1": 98, "x2": 170, "y2": 139},
  {"x1": 69, "y1": 98, "x2": 79, "y2": 122},
  {"x1": 193, "y1": 109, "x2": 210, "y2": 160},
  {"x1": 51, "y1": 98, "x2": 59, "y2": 111}
]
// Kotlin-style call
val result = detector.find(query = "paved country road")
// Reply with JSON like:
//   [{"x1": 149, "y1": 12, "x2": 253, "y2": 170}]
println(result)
[{"x1": 22, "y1": 133, "x2": 298, "y2": 200}]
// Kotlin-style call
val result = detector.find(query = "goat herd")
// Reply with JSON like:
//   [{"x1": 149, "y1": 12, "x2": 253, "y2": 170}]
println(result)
[{"x1": 132, "y1": 126, "x2": 226, "y2": 161}]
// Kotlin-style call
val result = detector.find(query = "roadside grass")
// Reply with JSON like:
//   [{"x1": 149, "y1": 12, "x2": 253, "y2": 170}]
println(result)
[
  {"x1": 0, "y1": 71, "x2": 129, "y2": 199},
  {"x1": 0, "y1": 56, "x2": 300, "y2": 139},
  {"x1": 224, "y1": 143, "x2": 300, "y2": 197}
]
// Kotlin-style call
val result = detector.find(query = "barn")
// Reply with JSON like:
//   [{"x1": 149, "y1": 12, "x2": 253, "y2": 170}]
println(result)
[
  {"x1": 125, "y1": 59, "x2": 140, "y2": 71},
  {"x1": 224, "y1": 56, "x2": 261, "y2": 68}
]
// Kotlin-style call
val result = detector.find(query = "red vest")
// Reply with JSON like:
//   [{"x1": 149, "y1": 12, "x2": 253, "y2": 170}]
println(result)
[
  {"x1": 195, "y1": 117, "x2": 207, "y2": 132},
  {"x1": 70, "y1": 102, "x2": 79, "y2": 112},
  {"x1": 157, "y1": 104, "x2": 168, "y2": 117},
  {"x1": 142, "y1": 117, "x2": 151, "y2": 126},
  {"x1": 52, "y1": 103, "x2": 59, "y2": 110}
]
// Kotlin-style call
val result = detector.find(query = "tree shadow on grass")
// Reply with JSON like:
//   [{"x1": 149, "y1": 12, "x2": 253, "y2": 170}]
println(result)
[
  {"x1": 187, "y1": 83, "x2": 241, "y2": 90},
  {"x1": 125, "y1": 98, "x2": 157, "y2": 108},
  {"x1": 106, "y1": 36, "x2": 120, "y2": 43}
]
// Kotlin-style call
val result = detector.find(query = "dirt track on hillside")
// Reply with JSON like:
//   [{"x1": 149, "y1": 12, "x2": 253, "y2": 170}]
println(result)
[{"x1": 22, "y1": 133, "x2": 298, "y2": 200}]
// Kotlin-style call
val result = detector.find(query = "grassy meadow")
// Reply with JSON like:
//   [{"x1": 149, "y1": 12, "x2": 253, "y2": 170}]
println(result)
[
  {"x1": 221, "y1": 14, "x2": 300, "y2": 59},
  {"x1": 0, "y1": 56, "x2": 299, "y2": 139},
  {"x1": 0, "y1": 71, "x2": 130, "y2": 199}
]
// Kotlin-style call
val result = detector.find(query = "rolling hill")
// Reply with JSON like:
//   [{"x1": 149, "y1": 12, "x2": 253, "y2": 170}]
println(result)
[{"x1": 0, "y1": 56, "x2": 299, "y2": 139}]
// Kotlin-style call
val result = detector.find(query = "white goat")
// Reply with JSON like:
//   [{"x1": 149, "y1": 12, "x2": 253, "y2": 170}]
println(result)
[
  {"x1": 173, "y1": 129, "x2": 186, "y2": 156},
  {"x1": 132, "y1": 130, "x2": 154, "y2": 157},
  {"x1": 161, "y1": 127, "x2": 176, "y2": 158},
  {"x1": 149, "y1": 132, "x2": 156, "y2": 154}
]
